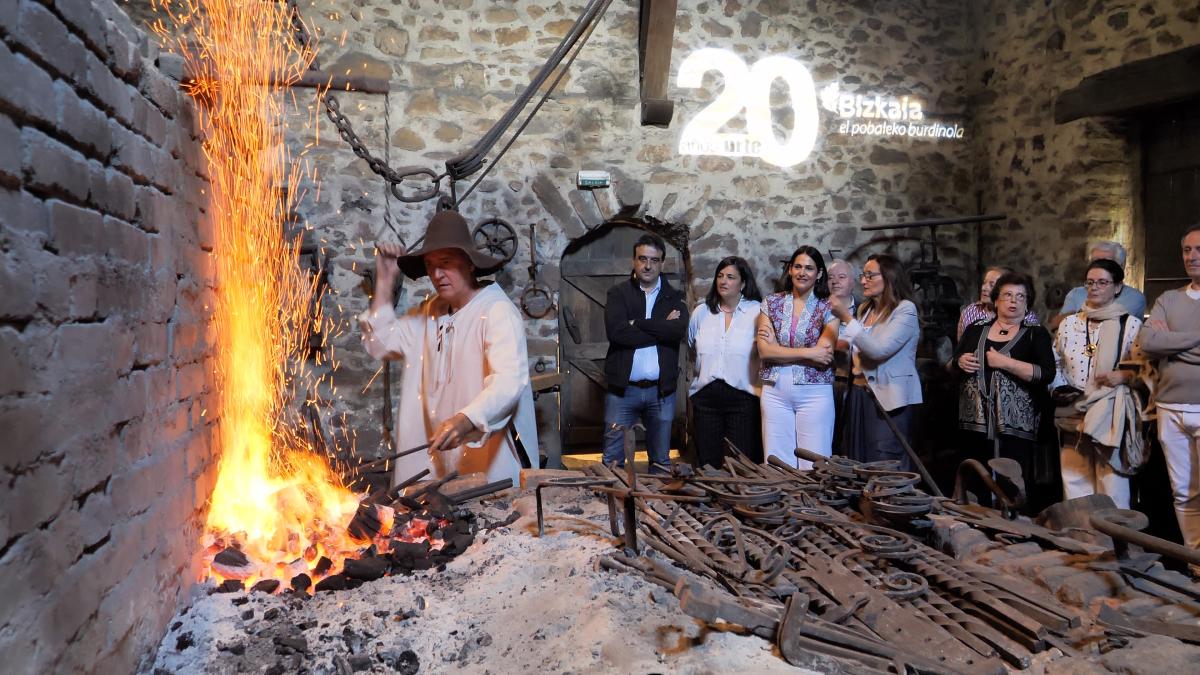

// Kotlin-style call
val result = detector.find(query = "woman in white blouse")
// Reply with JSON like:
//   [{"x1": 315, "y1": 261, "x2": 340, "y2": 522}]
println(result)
[
  {"x1": 687, "y1": 256, "x2": 764, "y2": 467},
  {"x1": 1051, "y1": 258, "x2": 1146, "y2": 508}
]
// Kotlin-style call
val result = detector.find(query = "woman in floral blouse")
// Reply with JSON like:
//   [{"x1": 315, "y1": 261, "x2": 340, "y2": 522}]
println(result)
[
  {"x1": 756, "y1": 246, "x2": 839, "y2": 468},
  {"x1": 952, "y1": 272, "x2": 1055, "y2": 508}
]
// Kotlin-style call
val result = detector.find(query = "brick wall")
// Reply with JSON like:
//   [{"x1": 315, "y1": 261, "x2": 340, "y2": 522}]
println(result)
[{"x1": 0, "y1": 0, "x2": 216, "y2": 671}]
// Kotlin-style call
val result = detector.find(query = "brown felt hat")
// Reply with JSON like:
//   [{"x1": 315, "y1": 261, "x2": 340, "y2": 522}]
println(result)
[{"x1": 396, "y1": 210, "x2": 505, "y2": 279}]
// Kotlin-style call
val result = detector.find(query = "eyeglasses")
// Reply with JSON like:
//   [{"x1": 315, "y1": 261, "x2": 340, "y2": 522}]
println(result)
[
  {"x1": 1084, "y1": 279, "x2": 1113, "y2": 288},
  {"x1": 636, "y1": 255, "x2": 662, "y2": 265},
  {"x1": 859, "y1": 272, "x2": 881, "y2": 281},
  {"x1": 998, "y1": 292, "x2": 1027, "y2": 302}
]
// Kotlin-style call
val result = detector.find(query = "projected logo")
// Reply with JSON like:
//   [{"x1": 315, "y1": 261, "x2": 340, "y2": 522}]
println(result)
[
  {"x1": 676, "y1": 49, "x2": 963, "y2": 168},
  {"x1": 675, "y1": 48, "x2": 819, "y2": 169}
]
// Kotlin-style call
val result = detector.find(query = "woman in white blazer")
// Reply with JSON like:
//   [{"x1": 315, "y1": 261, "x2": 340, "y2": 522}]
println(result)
[{"x1": 830, "y1": 253, "x2": 922, "y2": 470}]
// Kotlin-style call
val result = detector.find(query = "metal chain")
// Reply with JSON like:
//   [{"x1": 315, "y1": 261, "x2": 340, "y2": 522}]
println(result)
[{"x1": 286, "y1": 0, "x2": 444, "y2": 204}]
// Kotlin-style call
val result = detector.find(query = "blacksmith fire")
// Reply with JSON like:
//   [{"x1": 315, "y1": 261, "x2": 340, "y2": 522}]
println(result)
[{"x1": 5, "y1": 0, "x2": 1200, "y2": 673}]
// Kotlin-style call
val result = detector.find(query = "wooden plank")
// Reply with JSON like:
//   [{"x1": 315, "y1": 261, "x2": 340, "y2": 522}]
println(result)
[
  {"x1": 566, "y1": 357, "x2": 607, "y2": 390},
  {"x1": 1054, "y1": 45, "x2": 1200, "y2": 123},
  {"x1": 563, "y1": 275, "x2": 612, "y2": 307},
  {"x1": 639, "y1": 0, "x2": 678, "y2": 126},
  {"x1": 563, "y1": 341, "x2": 609, "y2": 361}
]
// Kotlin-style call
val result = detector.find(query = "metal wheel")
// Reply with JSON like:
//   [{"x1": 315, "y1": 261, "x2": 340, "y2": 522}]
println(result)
[{"x1": 472, "y1": 218, "x2": 518, "y2": 264}]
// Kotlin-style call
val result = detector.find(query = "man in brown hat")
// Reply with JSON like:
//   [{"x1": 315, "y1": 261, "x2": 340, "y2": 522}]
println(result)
[{"x1": 360, "y1": 210, "x2": 539, "y2": 486}]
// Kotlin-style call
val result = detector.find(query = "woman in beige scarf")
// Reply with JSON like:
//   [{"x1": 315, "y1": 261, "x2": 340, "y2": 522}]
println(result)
[{"x1": 1050, "y1": 259, "x2": 1146, "y2": 508}]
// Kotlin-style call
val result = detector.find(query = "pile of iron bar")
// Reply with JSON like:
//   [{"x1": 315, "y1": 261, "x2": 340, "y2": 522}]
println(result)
[{"x1": 568, "y1": 448, "x2": 1128, "y2": 674}]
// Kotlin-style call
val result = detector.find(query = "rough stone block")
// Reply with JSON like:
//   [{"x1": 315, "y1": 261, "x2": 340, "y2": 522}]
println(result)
[
  {"x1": 532, "y1": 174, "x2": 586, "y2": 239},
  {"x1": 131, "y1": 93, "x2": 169, "y2": 148},
  {"x1": 15, "y1": 0, "x2": 85, "y2": 82},
  {"x1": 174, "y1": 361, "x2": 206, "y2": 399},
  {"x1": 0, "y1": 113, "x2": 20, "y2": 188},
  {"x1": 88, "y1": 164, "x2": 136, "y2": 220},
  {"x1": 568, "y1": 189, "x2": 605, "y2": 229},
  {"x1": 104, "y1": 17, "x2": 142, "y2": 81},
  {"x1": 0, "y1": 251, "x2": 37, "y2": 319},
  {"x1": 105, "y1": 215, "x2": 150, "y2": 266},
  {"x1": 5, "y1": 462, "x2": 71, "y2": 545},
  {"x1": 23, "y1": 127, "x2": 90, "y2": 201},
  {"x1": 133, "y1": 321, "x2": 167, "y2": 367},
  {"x1": 49, "y1": 0, "x2": 108, "y2": 53},
  {"x1": 112, "y1": 130, "x2": 158, "y2": 185},
  {"x1": 139, "y1": 65, "x2": 182, "y2": 119},
  {"x1": 82, "y1": 48, "x2": 133, "y2": 125},
  {"x1": 0, "y1": 40, "x2": 56, "y2": 126},
  {"x1": 56, "y1": 79, "x2": 113, "y2": 159},
  {"x1": 47, "y1": 198, "x2": 104, "y2": 255},
  {"x1": 0, "y1": 184, "x2": 50, "y2": 246}
]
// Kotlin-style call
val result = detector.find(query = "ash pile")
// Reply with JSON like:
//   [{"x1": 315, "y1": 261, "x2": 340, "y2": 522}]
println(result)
[{"x1": 570, "y1": 449, "x2": 1200, "y2": 673}]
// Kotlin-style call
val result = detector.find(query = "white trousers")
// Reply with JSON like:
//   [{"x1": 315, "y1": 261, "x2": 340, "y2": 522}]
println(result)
[
  {"x1": 1158, "y1": 407, "x2": 1200, "y2": 551},
  {"x1": 761, "y1": 379, "x2": 834, "y2": 470},
  {"x1": 1059, "y1": 430, "x2": 1130, "y2": 509}
]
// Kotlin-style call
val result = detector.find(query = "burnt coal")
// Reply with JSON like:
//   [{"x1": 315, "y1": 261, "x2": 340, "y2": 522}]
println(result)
[
  {"x1": 389, "y1": 540, "x2": 431, "y2": 563},
  {"x1": 213, "y1": 547, "x2": 249, "y2": 567},
  {"x1": 314, "y1": 574, "x2": 363, "y2": 593},
  {"x1": 217, "y1": 640, "x2": 245, "y2": 655},
  {"x1": 313, "y1": 556, "x2": 333, "y2": 575},
  {"x1": 380, "y1": 649, "x2": 420, "y2": 675},
  {"x1": 175, "y1": 632, "x2": 194, "y2": 651},
  {"x1": 348, "y1": 654, "x2": 372, "y2": 671},
  {"x1": 264, "y1": 607, "x2": 281, "y2": 621},
  {"x1": 273, "y1": 634, "x2": 308, "y2": 653},
  {"x1": 343, "y1": 556, "x2": 389, "y2": 581},
  {"x1": 252, "y1": 579, "x2": 281, "y2": 594},
  {"x1": 347, "y1": 502, "x2": 385, "y2": 540},
  {"x1": 290, "y1": 573, "x2": 311, "y2": 593},
  {"x1": 217, "y1": 579, "x2": 243, "y2": 593}
]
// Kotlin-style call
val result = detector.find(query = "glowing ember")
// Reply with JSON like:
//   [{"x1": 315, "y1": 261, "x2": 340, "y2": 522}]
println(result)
[{"x1": 152, "y1": 0, "x2": 375, "y2": 588}]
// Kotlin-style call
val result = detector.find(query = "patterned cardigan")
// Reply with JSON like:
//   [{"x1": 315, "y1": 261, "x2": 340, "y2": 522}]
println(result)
[{"x1": 759, "y1": 291, "x2": 835, "y2": 386}]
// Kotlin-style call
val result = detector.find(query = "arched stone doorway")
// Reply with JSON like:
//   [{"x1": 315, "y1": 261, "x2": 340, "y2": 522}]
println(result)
[{"x1": 557, "y1": 219, "x2": 691, "y2": 456}]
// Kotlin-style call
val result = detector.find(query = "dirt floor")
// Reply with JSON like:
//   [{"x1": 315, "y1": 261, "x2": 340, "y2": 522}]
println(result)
[{"x1": 151, "y1": 484, "x2": 808, "y2": 674}]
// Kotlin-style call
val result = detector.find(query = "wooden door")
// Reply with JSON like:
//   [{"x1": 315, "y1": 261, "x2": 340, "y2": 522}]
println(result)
[
  {"x1": 558, "y1": 225, "x2": 687, "y2": 453},
  {"x1": 1142, "y1": 101, "x2": 1200, "y2": 307}
]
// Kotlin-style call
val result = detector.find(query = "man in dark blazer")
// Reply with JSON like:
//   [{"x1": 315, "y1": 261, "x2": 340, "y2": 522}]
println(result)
[{"x1": 602, "y1": 233, "x2": 688, "y2": 471}]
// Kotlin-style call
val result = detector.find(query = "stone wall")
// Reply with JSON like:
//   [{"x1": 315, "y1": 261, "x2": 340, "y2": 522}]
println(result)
[
  {"x1": 970, "y1": 0, "x2": 1200, "y2": 315},
  {"x1": 0, "y1": 0, "x2": 216, "y2": 671},
  {"x1": 282, "y1": 0, "x2": 981, "y2": 457}
]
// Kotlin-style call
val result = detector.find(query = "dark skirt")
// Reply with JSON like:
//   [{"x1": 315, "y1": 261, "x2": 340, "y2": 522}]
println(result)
[{"x1": 841, "y1": 384, "x2": 915, "y2": 471}]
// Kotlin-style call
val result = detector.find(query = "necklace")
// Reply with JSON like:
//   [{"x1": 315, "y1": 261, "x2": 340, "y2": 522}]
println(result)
[
  {"x1": 995, "y1": 321, "x2": 1018, "y2": 337},
  {"x1": 1084, "y1": 318, "x2": 1098, "y2": 358},
  {"x1": 719, "y1": 303, "x2": 736, "y2": 313}
]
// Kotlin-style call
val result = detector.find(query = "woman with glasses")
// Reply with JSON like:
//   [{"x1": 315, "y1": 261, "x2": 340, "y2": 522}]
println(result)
[
  {"x1": 1050, "y1": 258, "x2": 1145, "y2": 508},
  {"x1": 756, "y1": 246, "x2": 839, "y2": 468},
  {"x1": 952, "y1": 272, "x2": 1055, "y2": 505},
  {"x1": 688, "y1": 256, "x2": 764, "y2": 466},
  {"x1": 829, "y1": 254, "x2": 922, "y2": 469},
  {"x1": 957, "y1": 266, "x2": 1039, "y2": 341}
]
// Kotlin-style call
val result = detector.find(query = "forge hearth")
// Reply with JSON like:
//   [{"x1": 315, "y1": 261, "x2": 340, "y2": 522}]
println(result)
[
  {"x1": 201, "y1": 478, "x2": 494, "y2": 598},
  {"x1": 154, "y1": 466, "x2": 1200, "y2": 674}
]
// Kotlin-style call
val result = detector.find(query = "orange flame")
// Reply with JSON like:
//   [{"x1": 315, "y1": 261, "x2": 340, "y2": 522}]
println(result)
[{"x1": 153, "y1": 0, "x2": 364, "y2": 587}]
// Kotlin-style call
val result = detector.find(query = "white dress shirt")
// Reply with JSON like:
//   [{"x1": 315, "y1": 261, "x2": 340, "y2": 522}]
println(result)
[
  {"x1": 628, "y1": 277, "x2": 662, "y2": 382},
  {"x1": 687, "y1": 298, "x2": 761, "y2": 397}
]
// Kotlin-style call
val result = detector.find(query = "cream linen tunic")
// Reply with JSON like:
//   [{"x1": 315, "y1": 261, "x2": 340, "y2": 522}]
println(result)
[{"x1": 359, "y1": 283, "x2": 539, "y2": 486}]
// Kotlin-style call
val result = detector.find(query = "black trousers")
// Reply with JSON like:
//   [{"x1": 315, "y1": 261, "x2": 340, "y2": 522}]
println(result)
[{"x1": 691, "y1": 379, "x2": 762, "y2": 467}]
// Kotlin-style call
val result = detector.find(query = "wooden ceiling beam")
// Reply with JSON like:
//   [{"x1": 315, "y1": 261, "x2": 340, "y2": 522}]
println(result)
[
  {"x1": 1055, "y1": 45, "x2": 1200, "y2": 124},
  {"x1": 638, "y1": 0, "x2": 678, "y2": 127}
]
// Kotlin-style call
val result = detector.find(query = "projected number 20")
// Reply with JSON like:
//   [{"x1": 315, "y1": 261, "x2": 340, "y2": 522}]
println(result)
[{"x1": 676, "y1": 49, "x2": 819, "y2": 168}]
